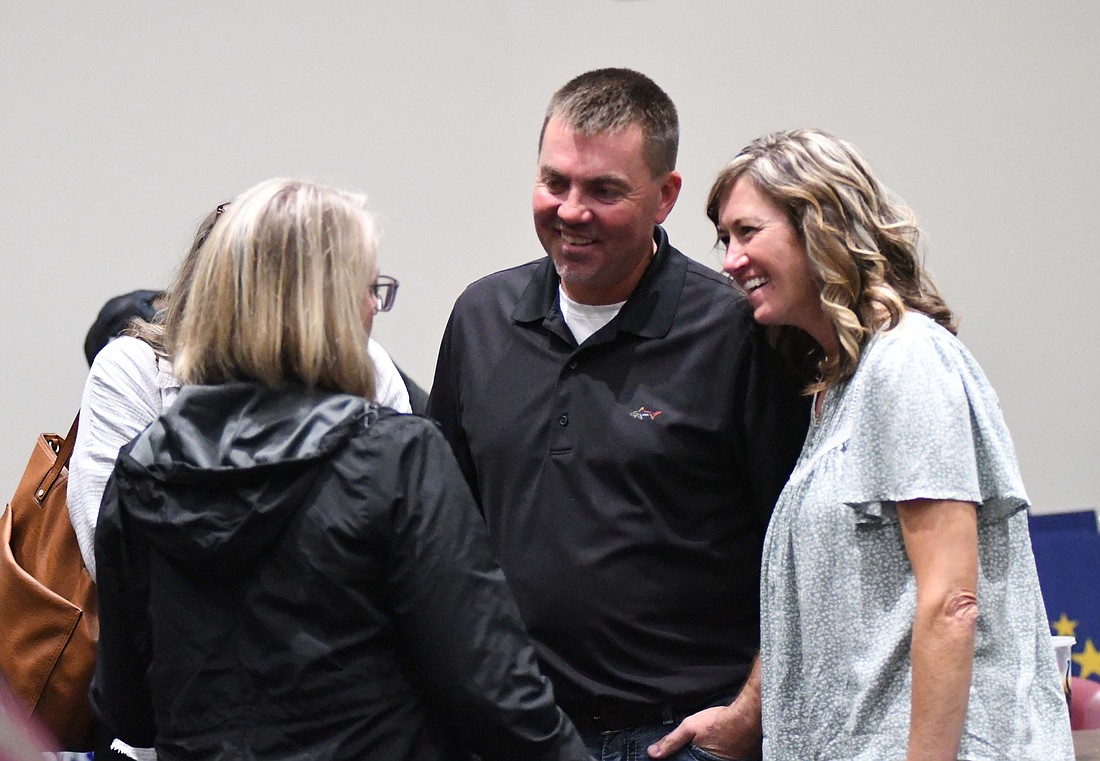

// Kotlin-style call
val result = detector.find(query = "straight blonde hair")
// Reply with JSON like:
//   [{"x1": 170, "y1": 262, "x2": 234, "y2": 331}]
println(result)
[{"x1": 172, "y1": 178, "x2": 377, "y2": 400}]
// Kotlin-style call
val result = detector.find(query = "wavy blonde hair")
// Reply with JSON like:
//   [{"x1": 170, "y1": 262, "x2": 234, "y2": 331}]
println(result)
[
  {"x1": 171, "y1": 178, "x2": 377, "y2": 400},
  {"x1": 707, "y1": 129, "x2": 956, "y2": 393}
]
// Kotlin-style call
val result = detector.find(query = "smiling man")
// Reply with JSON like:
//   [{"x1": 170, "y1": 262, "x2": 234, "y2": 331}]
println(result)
[
  {"x1": 533, "y1": 110, "x2": 678, "y2": 306},
  {"x1": 427, "y1": 68, "x2": 808, "y2": 761}
]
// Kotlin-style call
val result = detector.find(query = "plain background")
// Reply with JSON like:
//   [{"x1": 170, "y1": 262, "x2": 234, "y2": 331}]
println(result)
[{"x1": 2, "y1": 1, "x2": 1096, "y2": 513}]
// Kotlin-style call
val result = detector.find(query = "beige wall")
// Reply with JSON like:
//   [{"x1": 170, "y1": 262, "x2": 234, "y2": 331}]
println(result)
[{"x1": 2, "y1": 1, "x2": 1097, "y2": 512}]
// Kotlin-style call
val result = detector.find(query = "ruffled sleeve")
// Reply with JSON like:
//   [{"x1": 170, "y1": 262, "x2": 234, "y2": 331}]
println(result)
[{"x1": 835, "y1": 314, "x2": 1027, "y2": 525}]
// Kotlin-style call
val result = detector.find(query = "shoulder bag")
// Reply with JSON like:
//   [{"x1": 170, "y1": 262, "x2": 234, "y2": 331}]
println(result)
[{"x1": 0, "y1": 415, "x2": 97, "y2": 751}]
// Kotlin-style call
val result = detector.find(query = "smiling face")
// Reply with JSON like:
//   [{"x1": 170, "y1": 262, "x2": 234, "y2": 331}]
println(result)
[
  {"x1": 533, "y1": 117, "x2": 681, "y2": 305},
  {"x1": 718, "y1": 176, "x2": 836, "y2": 353}
]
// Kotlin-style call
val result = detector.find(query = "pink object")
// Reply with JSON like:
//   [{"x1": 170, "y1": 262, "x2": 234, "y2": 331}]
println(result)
[{"x1": 1071, "y1": 677, "x2": 1100, "y2": 730}]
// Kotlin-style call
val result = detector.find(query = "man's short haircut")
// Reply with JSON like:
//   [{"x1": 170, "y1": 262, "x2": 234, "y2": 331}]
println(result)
[{"x1": 539, "y1": 68, "x2": 679, "y2": 177}]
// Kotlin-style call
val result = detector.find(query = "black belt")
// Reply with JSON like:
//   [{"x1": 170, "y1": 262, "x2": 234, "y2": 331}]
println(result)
[{"x1": 561, "y1": 692, "x2": 727, "y2": 735}]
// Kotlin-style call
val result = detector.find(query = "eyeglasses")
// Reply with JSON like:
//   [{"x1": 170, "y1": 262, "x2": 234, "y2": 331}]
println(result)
[{"x1": 372, "y1": 275, "x2": 399, "y2": 313}]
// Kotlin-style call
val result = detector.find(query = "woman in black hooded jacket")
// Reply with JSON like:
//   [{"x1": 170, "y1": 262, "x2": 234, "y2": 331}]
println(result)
[{"x1": 91, "y1": 178, "x2": 590, "y2": 761}]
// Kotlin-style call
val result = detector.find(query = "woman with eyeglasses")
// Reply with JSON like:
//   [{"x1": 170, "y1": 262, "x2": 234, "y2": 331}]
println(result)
[
  {"x1": 69, "y1": 197, "x2": 413, "y2": 760},
  {"x1": 89, "y1": 178, "x2": 590, "y2": 761}
]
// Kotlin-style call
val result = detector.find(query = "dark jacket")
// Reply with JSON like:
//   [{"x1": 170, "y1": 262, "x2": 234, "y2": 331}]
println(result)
[{"x1": 91, "y1": 382, "x2": 588, "y2": 761}]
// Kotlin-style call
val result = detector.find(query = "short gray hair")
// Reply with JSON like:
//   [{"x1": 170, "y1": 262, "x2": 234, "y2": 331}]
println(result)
[{"x1": 539, "y1": 68, "x2": 679, "y2": 177}]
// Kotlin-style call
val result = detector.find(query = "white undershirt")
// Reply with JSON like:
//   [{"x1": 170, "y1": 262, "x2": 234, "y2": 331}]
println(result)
[{"x1": 558, "y1": 286, "x2": 626, "y2": 344}]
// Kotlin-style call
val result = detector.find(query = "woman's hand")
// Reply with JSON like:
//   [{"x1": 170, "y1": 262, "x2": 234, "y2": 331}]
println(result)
[{"x1": 897, "y1": 498, "x2": 979, "y2": 761}]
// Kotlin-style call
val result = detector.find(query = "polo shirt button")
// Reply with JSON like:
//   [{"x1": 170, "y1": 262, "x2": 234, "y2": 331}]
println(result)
[
  {"x1": 568, "y1": 359, "x2": 578, "y2": 370},
  {"x1": 558, "y1": 413, "x2": 569, "y2": 426}
]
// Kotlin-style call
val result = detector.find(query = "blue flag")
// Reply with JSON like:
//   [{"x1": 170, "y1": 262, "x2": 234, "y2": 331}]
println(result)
[{"x1": 1030, "y1": 509, "x2": 1100, "y2": 683}]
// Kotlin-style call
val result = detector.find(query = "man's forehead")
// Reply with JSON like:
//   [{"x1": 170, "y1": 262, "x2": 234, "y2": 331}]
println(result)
[
  {"x1": 538, "y1": 164, "x2": 634, "y2": 189},
  {"x1": 539, "y1": 119, "x2": 647, "y2": 171},
  {"x1": 546, "y1": 114, "x2": 643, "y2": 142}
]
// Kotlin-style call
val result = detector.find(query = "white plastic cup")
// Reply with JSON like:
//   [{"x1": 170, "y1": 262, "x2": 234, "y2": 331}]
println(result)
[{"x1": 1052, "y1": 635, "x2": 1076, "y2": 706}]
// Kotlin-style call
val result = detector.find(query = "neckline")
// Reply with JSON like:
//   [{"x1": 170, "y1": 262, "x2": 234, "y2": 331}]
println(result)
[{"x1": 812, "y1": 386, "x2": 829, "y2": 425}]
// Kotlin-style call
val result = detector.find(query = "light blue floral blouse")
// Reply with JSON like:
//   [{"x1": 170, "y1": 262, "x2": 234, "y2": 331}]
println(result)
[{"x1": 760, "y1": 312, "x2": 1073, "y2": 760}]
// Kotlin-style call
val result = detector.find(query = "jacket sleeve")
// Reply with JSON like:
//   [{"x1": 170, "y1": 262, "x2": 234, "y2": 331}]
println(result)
[
  {"x1": 733, "y1": 324, "x2": 811, "y2": 533},
  {"x1": 424, "y1": 306, "x2": 483, "y2": 511},
  {"x1": 382, "y1": 419, "x2": 590, "y2": 761},
  {"x1": 89, "y1": 467, "x2": 156, "y2": 747}
]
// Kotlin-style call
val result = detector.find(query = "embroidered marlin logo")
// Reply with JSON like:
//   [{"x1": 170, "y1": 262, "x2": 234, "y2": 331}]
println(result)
[{"x1": 630, "y1": 406, "x2": 663, "y2": 420}]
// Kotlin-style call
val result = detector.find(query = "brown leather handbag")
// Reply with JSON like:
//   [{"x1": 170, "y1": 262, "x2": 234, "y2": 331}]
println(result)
[{"x1": 0, "y1": 415, "x2": 97, "y2": 751}]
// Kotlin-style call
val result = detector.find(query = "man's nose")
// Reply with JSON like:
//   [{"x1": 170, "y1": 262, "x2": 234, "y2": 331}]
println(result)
[{"x1": 558, "y1": 191, "x2": 592, "y2": 224}]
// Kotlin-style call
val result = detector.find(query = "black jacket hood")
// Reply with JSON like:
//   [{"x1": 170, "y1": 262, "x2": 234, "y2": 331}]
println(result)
[{"x1": 114, "y1": 382, "x2": 368, "y2": 577}]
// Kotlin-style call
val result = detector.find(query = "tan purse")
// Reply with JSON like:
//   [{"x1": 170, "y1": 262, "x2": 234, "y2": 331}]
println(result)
[{"x1": 0, "y1": 415, "x2": 97, "y2": 751}]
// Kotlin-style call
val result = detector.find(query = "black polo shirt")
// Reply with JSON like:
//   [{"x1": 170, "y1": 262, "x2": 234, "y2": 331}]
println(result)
[{"x1": 428, "y1": 226, "x2": 808, "y2": 710}]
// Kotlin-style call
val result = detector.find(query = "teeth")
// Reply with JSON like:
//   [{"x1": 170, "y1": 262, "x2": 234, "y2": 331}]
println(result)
[
  {"x1": 561, "y1": 232, "x2": 594, "y2": 245},
  {"x1": 743, "y1": 276, "x2": 769, "y2": 291}
]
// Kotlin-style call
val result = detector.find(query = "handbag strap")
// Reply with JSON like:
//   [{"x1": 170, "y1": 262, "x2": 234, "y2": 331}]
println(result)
[{"x1": 34, "y1": 414, "x2": 80, "y2": 504}]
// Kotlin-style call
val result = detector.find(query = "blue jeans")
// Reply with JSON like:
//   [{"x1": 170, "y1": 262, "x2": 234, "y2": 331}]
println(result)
[{"x1": 581, "y1": 723, "x2": 739, "y2": 761}]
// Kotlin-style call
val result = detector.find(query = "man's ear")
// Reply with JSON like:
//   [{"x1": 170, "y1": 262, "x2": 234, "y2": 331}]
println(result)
[{"x1": 654, "y1": 171, "x2": 683, "y2": 224}]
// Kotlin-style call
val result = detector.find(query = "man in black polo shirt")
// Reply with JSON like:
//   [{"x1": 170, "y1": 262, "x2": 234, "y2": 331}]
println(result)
[{"x1": 427, "y1": 68, "x2": 807, "y2": 761}]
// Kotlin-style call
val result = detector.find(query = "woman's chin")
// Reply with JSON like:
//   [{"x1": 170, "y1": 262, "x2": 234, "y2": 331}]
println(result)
[{"x1": 751, "y1": 306, "x2": 783, "y2": 328}]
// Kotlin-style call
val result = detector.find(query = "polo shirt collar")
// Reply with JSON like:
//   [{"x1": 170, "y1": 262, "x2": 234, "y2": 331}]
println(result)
[{"x1": 511, "y1": 225, "x2": 685, "y2": 341}]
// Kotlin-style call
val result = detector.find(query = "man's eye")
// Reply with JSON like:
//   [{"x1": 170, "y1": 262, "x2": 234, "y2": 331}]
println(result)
[{"x1": 593, "y1": 186, "x2": 624, "y2": 201}]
